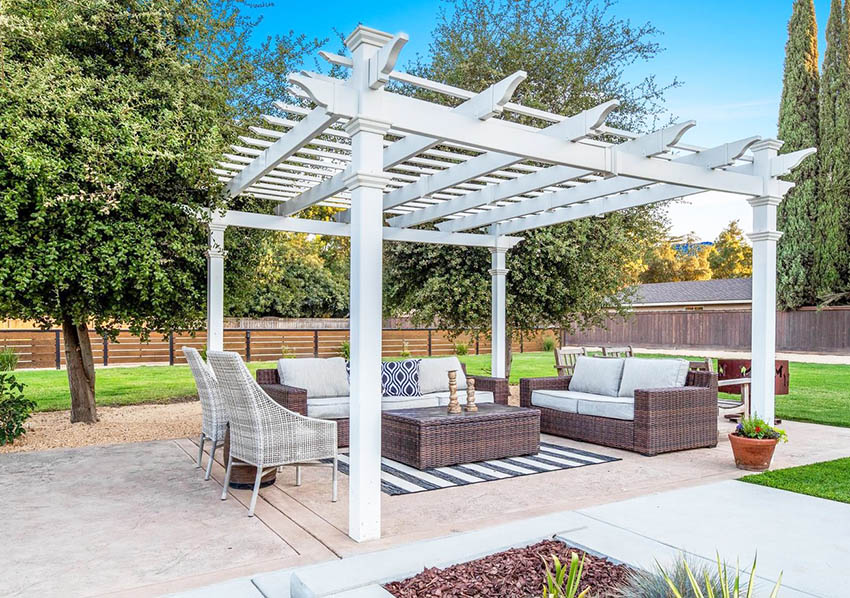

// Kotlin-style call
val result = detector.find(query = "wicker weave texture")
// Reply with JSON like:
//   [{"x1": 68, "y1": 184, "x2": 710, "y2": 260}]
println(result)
[
  {"x1": 519, "y1": 371, "x2": 718, "y2": 456},
  {"x1": 207, "y1": 351, "x2": 337, "y2": 468},
  {"x1": 382, "y1": 404, "x2": 540, "y2": 469},
  {"x1": 183, "y1": 347, "x2": 227, "y2": 442}
]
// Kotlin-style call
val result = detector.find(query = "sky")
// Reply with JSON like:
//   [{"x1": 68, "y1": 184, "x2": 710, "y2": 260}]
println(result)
[{"x1": 243, "y1": 0, "x2": 834, "y2": 241}]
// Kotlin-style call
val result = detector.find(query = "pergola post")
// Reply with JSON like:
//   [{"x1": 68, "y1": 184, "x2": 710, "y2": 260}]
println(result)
[
  {"x1": 748, "y1": 140, "x2": 784, "y2": 423},
  {"x1": 345, "y1": 26, "x2": 394, "y2": 543},
  {"x1": 206, "y1": 223, "x2": 227, "y2": 352},
  {"x1": 490, "y1": 246, "x2": 509, "y2": 378}
]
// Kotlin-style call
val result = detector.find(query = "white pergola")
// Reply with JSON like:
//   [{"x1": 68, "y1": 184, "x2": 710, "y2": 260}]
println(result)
[{"x1": 205, "y1": 25, "x2": 815, "y2": 542}]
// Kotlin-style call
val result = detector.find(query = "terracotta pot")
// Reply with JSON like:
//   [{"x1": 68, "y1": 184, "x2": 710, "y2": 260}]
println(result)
[{"x1": 728, "y1": 433, "x2": 779, "y2": 471}]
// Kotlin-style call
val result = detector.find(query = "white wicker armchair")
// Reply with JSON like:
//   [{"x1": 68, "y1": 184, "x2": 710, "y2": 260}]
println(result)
[
  {"x1": 206, "y1": 351, "x2": 338, "y2": 517},
  {"x1": 183, "y1": 347, "x2": 228, "y2": 480}
]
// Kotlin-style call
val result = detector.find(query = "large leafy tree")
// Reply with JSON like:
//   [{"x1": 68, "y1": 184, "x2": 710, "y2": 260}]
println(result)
[
  {"x1": 638, "y1": 235, "x2": 714, "y2": 283},
  {"x1": 816, "y1": 0, "x2": 850, "y2": 298},
  {"x1": 385, "y1": 0, "x2": 672, "y2": 374},
  {"x1": 0, "y1": 0, "x2": 321, "y2": 422},
  {"x1": 709, "y1": 220, "x2": 752, "y2": 279},
  {"x1": 776, "y1": 0, "x2": 820, "y2": 308}
]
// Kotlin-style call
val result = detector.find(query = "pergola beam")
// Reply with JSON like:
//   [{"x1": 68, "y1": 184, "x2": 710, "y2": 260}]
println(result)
[
  {"x1": 225, "y1": 107, "x2": 338, "y2": 198},
  {"x1": 276, "y1": 71, "x2": 528, "y2": 218}
]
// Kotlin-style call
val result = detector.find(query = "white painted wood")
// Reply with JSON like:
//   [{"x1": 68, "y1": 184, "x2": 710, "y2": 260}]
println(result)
[
  {"x1": 225, "y1": 108, "x2": 338, "y2": 197},
  {"x1": 447, "y1": 136, "x2": 762, "y2": 234},
  {"x1": 206, "y1": 224, "x2": 226, "y2": 352},
  {"x1": 490, "y1": 247, "x2": 508, "y2": 378},
  {"x1": 747, "y1": 140, "x2": 785, "y2": 424}
]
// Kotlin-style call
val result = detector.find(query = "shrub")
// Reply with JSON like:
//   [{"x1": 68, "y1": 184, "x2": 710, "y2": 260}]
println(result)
[
  {"x1": 542, "y1": 336, "x2": 557, "y2": 352},
  {"x1": 399, "y1": 339, "x2": 411, "y2": 358},
  {"x1": 454, "y1": 342, "x2": 469, "y2": 356},
  {"x1": 0, "y1": 373, "x2": 35, "y2": 445},
  {"x1": 281, "y1": 345, "x2": 296, "y2": 359},
  {"x1": 735, "y1": 416, "x2": 788, "y2": 442},
  {"x1": 0, "y1": 347, "x2": 18, "y2": 372},
  {"x1": 542, "y1": 552, "x2": 590, "y2": 598},
  {"x1": 615, "y1": 553, "x2": 781, "y2": 598},
  {"x1": 338, "y1": 340, "x2": 350, "y2": 360}
]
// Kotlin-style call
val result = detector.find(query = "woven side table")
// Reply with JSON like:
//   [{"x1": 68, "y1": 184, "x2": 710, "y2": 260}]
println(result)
[{"x1": 382, "y1": 404, "x2": 541, "y2": 470}]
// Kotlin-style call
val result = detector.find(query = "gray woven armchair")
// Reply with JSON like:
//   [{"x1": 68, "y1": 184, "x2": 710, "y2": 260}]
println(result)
[
  {"x1": 207, "y1": 351, "x2": 338, "y2": 517},
  {"x1": 183, "y1": 347, "x2": 227, "y2": 480}
]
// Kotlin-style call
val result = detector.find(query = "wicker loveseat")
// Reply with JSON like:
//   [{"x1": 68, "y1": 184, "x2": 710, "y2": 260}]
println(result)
[
  {"x1": 257, "y1": 357, "x2": 509, "y2": 447},
  {"x1": 519, "y1": 358, "x2": 718, "y2": 456}
]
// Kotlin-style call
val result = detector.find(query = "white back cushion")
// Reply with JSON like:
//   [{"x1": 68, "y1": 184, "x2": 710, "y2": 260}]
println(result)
[
  {"x1": 277, "y1": 357, "x2": 350, "y2": 398},
  {"x1": 418, "y1": 356, "x2": 467, "y2": 394},
  {"x1": 568, "y1": 356, "x2": 624, "y2": 397},
  {"x1": 617, "y1": 358, "x2": 689, "y2": 398}
]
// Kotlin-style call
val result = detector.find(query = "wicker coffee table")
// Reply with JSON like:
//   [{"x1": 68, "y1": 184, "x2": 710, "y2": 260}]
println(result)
[{"x1": 382, "y1": 403, "x2": 541, "y2": 470}]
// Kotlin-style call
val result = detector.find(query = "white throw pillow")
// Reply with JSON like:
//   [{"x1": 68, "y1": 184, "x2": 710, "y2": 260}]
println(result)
[
  {"x1": 617, "y1": 358, "x2": 690, "y2": 398},
  {"x1": 568, "y1": 356, "x2": 624, "y2": 397},
  {"x1": 418, "y1": 356, "x2": 467, "y2": 394},
  {"x1": 277, "y1": 357, "x2": 350, "y2": 399}
]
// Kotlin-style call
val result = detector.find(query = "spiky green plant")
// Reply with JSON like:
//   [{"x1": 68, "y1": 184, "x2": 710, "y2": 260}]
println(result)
[
  {"x1": 542, "y1": 552, "x2": 590, "y2": 598},
  {"x1": 542, "y1": 336, "x2": 557, "y2": 352}
]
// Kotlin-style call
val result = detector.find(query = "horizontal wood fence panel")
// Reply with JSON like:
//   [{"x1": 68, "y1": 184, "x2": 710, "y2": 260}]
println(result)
[{"x1": 562, "y1": 309, "x2": 850, "y2": 354}]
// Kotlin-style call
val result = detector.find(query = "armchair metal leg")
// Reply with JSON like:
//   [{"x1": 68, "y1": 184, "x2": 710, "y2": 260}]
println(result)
[
  {"x1": 248, "y1": 467, "x2": 263, "y2": 517},
  {"x1": 332, "y1": 455, "x2": 338, "y2": 503},
  {"x1": 197, "y1": 434, "x2": 205, "y2": 468},
  {"x1": 221, "y1": 455, "x2": 233, "y2": 501},
  {"x1": 204, "y1": 440, "x2": 217, "y2": 481},
  {"x1": 296, "y1": 465, "x2": 302, "y2": 486}
]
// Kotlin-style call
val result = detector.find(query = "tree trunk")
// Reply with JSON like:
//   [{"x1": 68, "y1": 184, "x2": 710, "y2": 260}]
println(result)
[{"x1": 63, "y1": 316, "x2": 97, "y2": 423}]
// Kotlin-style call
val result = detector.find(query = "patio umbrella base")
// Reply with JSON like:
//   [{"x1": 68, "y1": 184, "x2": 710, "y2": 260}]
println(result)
[
  {"x1": 228, "y1": 478, "x2": 276, "y2": 490},
  {"x1": 223, "y1": 430, "x2": 278, "y2": 488}
]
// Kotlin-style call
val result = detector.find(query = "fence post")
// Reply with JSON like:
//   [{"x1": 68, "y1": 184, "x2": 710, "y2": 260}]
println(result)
[
  {"x1": 427, "y1": 329, "x2": 432, "y2": 356},
  {"x1": 55, "y1": 330, "x2": 61, "y2": 369},
  {"x1": 102, "y1": 335, "x2": 108, "y2": 366},
  {"x1": 245, "y1": 330, "x2": 251, "y2": 362},
  {"x1": 169, "y1": 333, "x2": 175, "y2": 366},
  {"x1": 313, "y1": 330, "x2": 319, "y2": 357}
]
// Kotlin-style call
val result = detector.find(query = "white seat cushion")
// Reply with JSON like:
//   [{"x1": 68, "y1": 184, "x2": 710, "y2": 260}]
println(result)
[
  {"x1": 418, "y1": 356, "x2": 467, "y2": 394},
  {"x1": 576, "y1": 394, "x2": 634, "y2": 421},
  {"x1": 530, "y1": 389, "x2": 579, "y2": 413},
  {"x1": 381, "y1": 396, "x2": 440, "y2": 410},
  {"x1": 431, "y1": 391, "x2": 494, "y2": 406},
  {"x1": 617, "y1": 358, "x2": 689, "y2": 398},
  {"x1": 278, "y1": 357, "x2": 349, "y2": 399},
  {"x1": 306, "y1": 396, "x2": 350, "y2": 419},
  {"x1": 568, "y1": 356, "x2": 624, "y2": 397}
]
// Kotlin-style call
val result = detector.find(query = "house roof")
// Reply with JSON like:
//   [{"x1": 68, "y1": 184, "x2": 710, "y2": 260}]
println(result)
[{"x1": 632, "y1": 278, "x2": 752, "y2": 306}]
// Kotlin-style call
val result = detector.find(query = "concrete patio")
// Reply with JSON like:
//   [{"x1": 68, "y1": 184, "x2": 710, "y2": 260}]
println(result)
[{"x1": 2, "y1": 416, "x2": 849, "y2": 597}]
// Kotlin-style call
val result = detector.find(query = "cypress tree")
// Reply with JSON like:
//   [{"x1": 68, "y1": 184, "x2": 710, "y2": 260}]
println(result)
[
  {"x1": 777, "y1": 0, "x2": 820, "y2": 308},
  {"x1": 816, "y1": 0, "x2": 850, "y2": 297}
]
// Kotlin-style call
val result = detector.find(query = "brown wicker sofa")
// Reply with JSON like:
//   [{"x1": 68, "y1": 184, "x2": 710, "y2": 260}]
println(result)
[
  {"x1": 519, "y1": 369, "x2": 718, "y2": 456},
  {"x1": 257, "y1": 363, "x2": 509, "y2": 447}
]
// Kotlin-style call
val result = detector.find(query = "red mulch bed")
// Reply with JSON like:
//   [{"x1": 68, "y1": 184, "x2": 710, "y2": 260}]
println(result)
[{"x1": 384, "y1": 539, "x2": 632, "y2": 597}]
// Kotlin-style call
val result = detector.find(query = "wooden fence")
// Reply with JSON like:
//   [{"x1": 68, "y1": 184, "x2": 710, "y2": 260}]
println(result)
[
  {"x1": 561, "y1": 307, "x2": 850, "y2": 354},
  {"x1": 0, "y1": 328, "x2": 556, "y2": 370}
]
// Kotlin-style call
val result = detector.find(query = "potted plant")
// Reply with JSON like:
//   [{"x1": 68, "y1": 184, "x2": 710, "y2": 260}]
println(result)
[{"x1": 729, "y1": 416, "x2": 788, "y2": 471}]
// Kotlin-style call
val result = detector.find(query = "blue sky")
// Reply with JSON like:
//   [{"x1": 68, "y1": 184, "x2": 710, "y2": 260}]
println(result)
[{"x1": 245, "y1": 0, "x2": 832, "y2": 241}]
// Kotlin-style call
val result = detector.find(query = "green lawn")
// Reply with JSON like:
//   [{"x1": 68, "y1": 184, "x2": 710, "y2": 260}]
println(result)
[
  {"x1": 740, "y1": 458, "x2": 850, "y2": 504},
  {"x1": 11, "y1": 352, "x2": 850, "y2": 428}
]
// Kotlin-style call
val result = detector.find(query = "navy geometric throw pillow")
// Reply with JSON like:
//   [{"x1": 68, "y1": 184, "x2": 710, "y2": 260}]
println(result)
[{"x1": 381, "y1": 359, "x2": 421, "y2": 397}]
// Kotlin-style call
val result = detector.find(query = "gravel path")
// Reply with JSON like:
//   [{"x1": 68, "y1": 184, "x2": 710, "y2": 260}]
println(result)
[{"x1": 1, "y1": 401, "x2": 202, "y2": 454}]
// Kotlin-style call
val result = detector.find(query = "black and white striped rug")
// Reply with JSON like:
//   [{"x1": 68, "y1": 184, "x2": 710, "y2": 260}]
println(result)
[{"x1": 327, "y1": 442, "x2": 620, "y2": 496}]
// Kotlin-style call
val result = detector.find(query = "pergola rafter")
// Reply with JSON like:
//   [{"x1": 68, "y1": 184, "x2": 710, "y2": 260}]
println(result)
[{"x1": 204, "y1": 25, "x2": 816, "y2": 544}]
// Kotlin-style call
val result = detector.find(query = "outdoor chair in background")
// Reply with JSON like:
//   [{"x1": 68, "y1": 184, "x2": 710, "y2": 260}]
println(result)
[
  {"x1": 183, "y1": 347, "x2": 227, "y2": 481},
  {"x1": 553, "y1": 346, "x2": 587, "y2": 377},
  {"x1": 689, "y1": 357, "x2": 713, "y2": 372},
  {"x1": 601, "y1": 345, "x2": 634, "y2": 358},
  {"x1": 207, "y1": 351, "x2": 338, "y2": 517}
]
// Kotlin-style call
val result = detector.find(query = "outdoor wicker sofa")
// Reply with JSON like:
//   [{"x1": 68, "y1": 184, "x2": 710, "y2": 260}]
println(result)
[
  {"x1": 520, "y1": 357, "x2": 718, "y2": 456},
  {"x1": 257, "y1": 358, "x2": 510, "y2": 447}
]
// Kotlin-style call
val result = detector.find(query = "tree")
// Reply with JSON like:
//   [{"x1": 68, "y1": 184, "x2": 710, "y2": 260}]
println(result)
[
  {"x1": 816, "y1": 0, "x2": 850, "y2": 298},
  {"x1": 776, "y1": 0, "x2": 820, "y2": 308},
  {"x1": 709, "y1": 220, "x2": 753, "y2": 279},
  {"x1": 638, "y1": 235, "x2": 714, "y2": 283},
  {"x1": 0, "y1": 0, "x2": 321, "y2": 422},
  {"x1": 385, "y1": 0, "x2": 673, "y2": 374}
]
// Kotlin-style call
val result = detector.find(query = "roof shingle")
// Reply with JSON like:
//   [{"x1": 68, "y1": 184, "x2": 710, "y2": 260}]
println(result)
[{"x1": 632, "y1": 278, "x2": 752, "y2": 305}]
